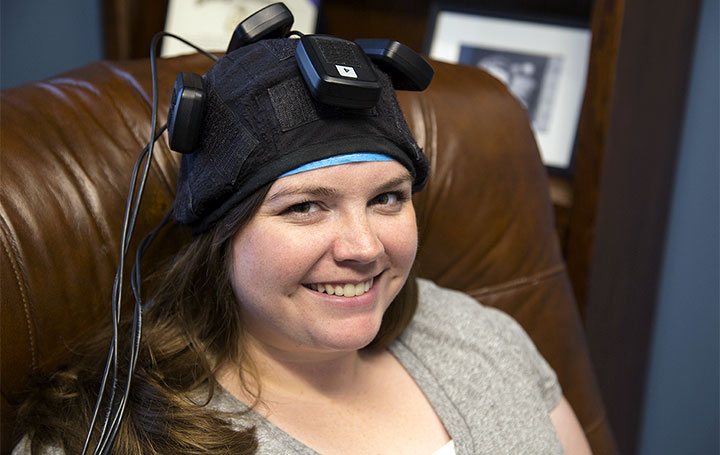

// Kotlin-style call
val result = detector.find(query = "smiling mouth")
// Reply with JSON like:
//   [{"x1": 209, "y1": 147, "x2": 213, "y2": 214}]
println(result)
[{"x1": 305, "y1": 277, "x2": 375, "y2": 297}]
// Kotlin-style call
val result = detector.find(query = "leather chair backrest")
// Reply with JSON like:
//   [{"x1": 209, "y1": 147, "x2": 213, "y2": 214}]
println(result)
[{"x1": 0, "y1": 54, "x2": 616, "y2": 454}]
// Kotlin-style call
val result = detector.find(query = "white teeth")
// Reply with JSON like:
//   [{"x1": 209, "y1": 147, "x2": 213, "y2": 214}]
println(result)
[
  {"x1": 354, "y1": 283, "x2": 364, "y2": 296},
  {"x1": 308, "y1": 278, "x2": 374, "y2": 297}
]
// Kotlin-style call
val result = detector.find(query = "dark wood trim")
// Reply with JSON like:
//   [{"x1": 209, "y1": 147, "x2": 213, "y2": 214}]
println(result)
[
  {"x1": 102, "y1": 0, "x2": 169, "y2": 60},
  {"x1": 102, "y1": 0, "x2": 128, "y2": 59},
  {"x1": 582, "y1": 0, "x2": 701, "y2": 453},
  {"x1": 318, "y1": 1, "x2": 431, "y2": 51},
  {"x1": 565, "y1": 0, "x2": 626, "y2": 319}
]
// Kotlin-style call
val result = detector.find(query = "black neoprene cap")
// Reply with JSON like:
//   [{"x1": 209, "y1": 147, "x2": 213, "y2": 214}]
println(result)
[{"x1": 172, "y1": 38, "x2": 429, "y2": 233}]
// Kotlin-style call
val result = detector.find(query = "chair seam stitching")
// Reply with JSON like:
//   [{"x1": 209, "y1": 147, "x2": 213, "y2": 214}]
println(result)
[
  {"x1": 100, "y1": 61, "x2": 178, "y2": 202},
  {"x1": 469, "y1": 263, "x2": 566, "y2": 297},
  {"x1": 583, "y1": 412, "x2": 608, "y2": 434},
  {"x1": 0, "y1": 213, "x2": 38, "y2": 370}
]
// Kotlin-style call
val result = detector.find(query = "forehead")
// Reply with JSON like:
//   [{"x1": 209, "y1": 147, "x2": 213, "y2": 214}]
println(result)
[{"x1": 267, "y1": 161, "x2": 412, "y2": 196}]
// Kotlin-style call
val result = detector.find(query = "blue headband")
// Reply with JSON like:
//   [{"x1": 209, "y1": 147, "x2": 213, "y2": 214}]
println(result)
[
  {"x1": 173, "y1": 39, "x2": 428, "y2": 234},
  {"x1": 279, "y1": 152, "x2": 394, "y2": 178}
]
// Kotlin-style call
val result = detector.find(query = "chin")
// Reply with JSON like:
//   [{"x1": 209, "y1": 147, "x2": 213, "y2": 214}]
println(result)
[{"x1": 315, "y1": 319, "x2": 383, "y2": 352}]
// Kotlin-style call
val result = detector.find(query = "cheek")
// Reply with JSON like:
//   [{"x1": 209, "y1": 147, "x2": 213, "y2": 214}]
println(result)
[
  {"x1": 229, "y1": 232, "x2": 287, "y2": 328},
  {"x1": 230, "y1": 223, "x2": 320, "y2": 294},
  {"x1": 229, "y1": 228, "x2": 277, "y2": 302},
  {"x1": 228, "y1": 236, "x2": 253, "y2": 303},
  {"x1": 383, "y1": 209, "x2": 419, "y2": 269}
]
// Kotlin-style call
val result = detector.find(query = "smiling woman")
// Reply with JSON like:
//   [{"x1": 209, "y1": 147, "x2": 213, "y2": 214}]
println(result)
[
  {"x1": 12, "y1": 7, "x2": 591, "y2": 455},
  {"x1": 229, "y1": 162, "x2": 417, "y2": 356}
]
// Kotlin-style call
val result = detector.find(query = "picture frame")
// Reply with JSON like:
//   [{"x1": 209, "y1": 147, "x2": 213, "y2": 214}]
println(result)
[
  {"x1": 424, "y1": 5, "x2": 591, "y2": 172},
  {"x1": 162, "y1": 0, "x2": 319, "y2": 57}
]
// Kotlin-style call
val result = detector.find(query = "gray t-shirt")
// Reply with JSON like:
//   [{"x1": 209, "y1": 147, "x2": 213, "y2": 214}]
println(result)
[
  {"x1": 14, "y1": 279, "x2": 562, "y2": 454},
  {"x1": 212, "y1": 279, "x2": 563, "y2": 454}
]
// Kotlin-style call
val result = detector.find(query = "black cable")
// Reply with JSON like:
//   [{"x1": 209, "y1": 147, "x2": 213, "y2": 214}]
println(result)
[
  {"x1": 82, "y1": 143, "x2": 151, "y2": 455},
  {"x1": 159, "y1": 32, "x2": 220, "y2": 63},
  {"x1": 93, "y1": 29, "x2": 165, "y2": 450},
  {"x1": 83, "y1": 31, "x2": 218, "y2": 455},
  {"x1": 102, "y1": 210, "x2": 172, "y2": 449},
  {"x1": 82, "y1": 132, "x2": 158, "y2": 454},
  {"x1": 87, "y1": 131, "x2": 162, "y2": 454},
  {"x1": 94, "y1": 30, "x2": 219, "y2": 452}
]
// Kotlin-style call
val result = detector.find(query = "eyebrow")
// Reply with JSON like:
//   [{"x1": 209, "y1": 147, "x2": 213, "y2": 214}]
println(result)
[
  {"x1": 375, "y1": 175, "x2": 414, "y2": 192},
  {"x1": 267, "y1": 174, "x2": 413, "y2": 202}
]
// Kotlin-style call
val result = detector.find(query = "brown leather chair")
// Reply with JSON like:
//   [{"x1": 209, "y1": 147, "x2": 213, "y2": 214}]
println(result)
[{"x1": 0, "y1": 54, "x2": 617, "y2": 454}]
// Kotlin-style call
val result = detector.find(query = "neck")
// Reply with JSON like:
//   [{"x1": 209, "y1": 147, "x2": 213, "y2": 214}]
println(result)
[{"x1": 217, "y1": 336, "x2": 381, "y2": 406}]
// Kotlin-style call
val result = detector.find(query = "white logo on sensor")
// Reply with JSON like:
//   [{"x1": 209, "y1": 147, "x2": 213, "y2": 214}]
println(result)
[{"x1": 336, "y1": 65, "x2": 358, "y2": 78}]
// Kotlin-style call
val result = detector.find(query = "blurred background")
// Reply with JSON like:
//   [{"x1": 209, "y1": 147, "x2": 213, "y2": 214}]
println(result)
[{"x1": 1, "y1": 0, "x2": 718, "y2": 453}]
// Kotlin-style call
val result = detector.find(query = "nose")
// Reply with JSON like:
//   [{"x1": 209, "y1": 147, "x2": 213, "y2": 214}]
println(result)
[{"x1": 332, "y1": 211, "x2": 384, "y2": 264}]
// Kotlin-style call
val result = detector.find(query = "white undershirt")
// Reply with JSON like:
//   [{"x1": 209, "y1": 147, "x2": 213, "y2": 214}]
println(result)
[{"x1": 432, "y1": 440, "x2": 456, "y2": 455}]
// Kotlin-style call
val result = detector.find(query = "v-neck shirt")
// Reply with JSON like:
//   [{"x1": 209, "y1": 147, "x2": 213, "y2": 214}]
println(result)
[{"x1": 209, "y1": 279, "x2": 563, "y2": 454}]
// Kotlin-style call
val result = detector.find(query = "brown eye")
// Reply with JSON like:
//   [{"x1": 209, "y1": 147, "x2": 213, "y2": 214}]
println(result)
[
  {"x1": 371, "y1": 191, "x2": 407, "y2": 206},
  {"x1": 283, "y1": 201, "x2": 320, "y2": 216}
]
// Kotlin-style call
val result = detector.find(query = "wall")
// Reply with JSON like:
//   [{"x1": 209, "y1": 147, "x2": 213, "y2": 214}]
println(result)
[
  {"x1": 0, "y1": 0, "x2": 102, "y2": 89},
  {"x1": 637, "y1": 0, "x2": 720, "y2": 452}
]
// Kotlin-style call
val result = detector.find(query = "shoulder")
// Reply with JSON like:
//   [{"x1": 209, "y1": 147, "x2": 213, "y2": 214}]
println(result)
[
  {"x1": 399, "y1": 278, "x2": 561, "y2": 410},
  {"x1": 408, "y1": 278, "x2": 531, "y2": 350},
  {"x1": 391, "y1": 279, "x2": 564, "y2": 452},
  {"x1": 391, "y1": 279, "x2": 563, "y2": 452},
  {"x1": 12, "y1": 435, "x2": 65, "y2": 455}
]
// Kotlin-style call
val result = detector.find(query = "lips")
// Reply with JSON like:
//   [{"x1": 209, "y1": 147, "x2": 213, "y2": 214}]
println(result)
[{"x1": 306, "y1": 277, "x2": 374, "y2": 297}]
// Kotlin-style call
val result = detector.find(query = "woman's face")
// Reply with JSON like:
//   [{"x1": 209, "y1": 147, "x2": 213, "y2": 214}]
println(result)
[{"x1": 229, "y1": 160, "x2": 417, "y2": 357}]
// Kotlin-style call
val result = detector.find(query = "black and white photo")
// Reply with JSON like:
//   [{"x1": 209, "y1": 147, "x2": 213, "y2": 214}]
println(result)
[{"x1": 426, "y1": 6, "x2": 591, "y2": 170}]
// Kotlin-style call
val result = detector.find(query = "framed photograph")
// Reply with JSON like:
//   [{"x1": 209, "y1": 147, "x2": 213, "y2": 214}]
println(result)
[
  {"x1": 162, "y1": 0, "x2": 319, "y2": 57},
  {"x1": 425, "y1": 5, "x2": 591, "y2": 172}
]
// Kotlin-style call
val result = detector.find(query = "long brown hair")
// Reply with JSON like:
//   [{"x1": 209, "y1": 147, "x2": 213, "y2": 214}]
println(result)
[{"x1": 16, "y1": 182, "x2": 418, "y2": 454}]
